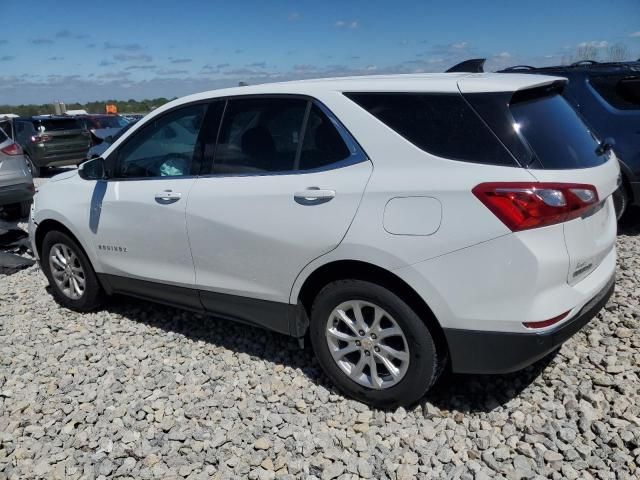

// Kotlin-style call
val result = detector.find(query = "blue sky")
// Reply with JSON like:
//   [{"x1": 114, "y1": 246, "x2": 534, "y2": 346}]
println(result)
[{"x1": 0, "y1": 0, "x2": 639, "y2": 105}]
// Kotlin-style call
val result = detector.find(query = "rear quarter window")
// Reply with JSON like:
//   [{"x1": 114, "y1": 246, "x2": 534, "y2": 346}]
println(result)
[{"x1": 344, "y1": 92, "x2": 516, "y2": 166}]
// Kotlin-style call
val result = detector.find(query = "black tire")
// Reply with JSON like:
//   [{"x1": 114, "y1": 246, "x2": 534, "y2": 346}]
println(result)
[
  {"x1": 41, "y1": 230, "x2": 105, "y2": 311},
  {"x1": 25, "y1": 155, "x2": 40, "y2": 178},
  {"x1": 1, "y1": 200, "x2": 31, "y2": 220},
  {"x1": 309, "y1": 279, "x2": 440, "y2": 409},
  {"x1": 613, "y1": 183, "x2": 629, "y2": 222}
]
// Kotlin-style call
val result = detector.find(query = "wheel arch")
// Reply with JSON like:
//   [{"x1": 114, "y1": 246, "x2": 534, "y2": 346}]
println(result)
[
  {"x1": 35, "y1": 219, "x2": 90, "y2": 263},
  {"x1": 296, "y1": 259, "x2": 449, "y2": 360}
]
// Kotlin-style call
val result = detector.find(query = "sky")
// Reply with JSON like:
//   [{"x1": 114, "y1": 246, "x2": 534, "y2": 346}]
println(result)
[{"x1": 0, "y1": 0, "x2": 639, "y2": 105}]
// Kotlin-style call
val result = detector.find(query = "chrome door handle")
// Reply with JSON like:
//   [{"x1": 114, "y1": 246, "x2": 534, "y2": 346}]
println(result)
[
  {"x1": 155, "y1": 190, "x2": 182, "y2": 204},
  {"x1": 294, "y1": 188, "x2": 336, "y2": 205}
]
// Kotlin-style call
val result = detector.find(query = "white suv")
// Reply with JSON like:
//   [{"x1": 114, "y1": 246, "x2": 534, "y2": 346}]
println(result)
[{"x1": 30, "y1": 73, "x2": 619, "y2": 407}]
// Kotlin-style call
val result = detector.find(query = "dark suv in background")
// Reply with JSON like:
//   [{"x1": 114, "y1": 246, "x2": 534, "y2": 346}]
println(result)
[
  {"x1": 0, "y1": 116, "x2": 91, "y2": 176},
  {"x1": 447, "y1": 59, "x2": 640, "y2": 219}
]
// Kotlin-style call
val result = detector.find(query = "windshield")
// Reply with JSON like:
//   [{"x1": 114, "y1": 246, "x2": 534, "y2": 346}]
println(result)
[
  {"x1": 509, "y1": 92, "x2": 606, "y2": 169},
  {"x1": 88, "y1": 116, "x2": 129, "y2": 129}
]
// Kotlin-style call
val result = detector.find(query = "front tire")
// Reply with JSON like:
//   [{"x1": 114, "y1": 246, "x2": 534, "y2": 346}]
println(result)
[
  {"x1": 310, "y1": 279, "x2": 440, "y2": 408},
  {"x1": 41, "y1": 230, "x2": 105, "y2": 311},
  {"x1": 25, "y1": 155, "x2": 40, "y2": 178}
]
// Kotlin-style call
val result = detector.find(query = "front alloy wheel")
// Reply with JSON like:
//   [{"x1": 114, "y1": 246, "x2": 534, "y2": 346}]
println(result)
[
  {"x1": 49, "y1": 243, "x2": 86, "y2": 300},
  {"x1": 41, "y1": 230, "x2": 105, "y2": 311}
]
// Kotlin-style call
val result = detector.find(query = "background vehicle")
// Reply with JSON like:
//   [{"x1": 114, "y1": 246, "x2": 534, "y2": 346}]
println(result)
[
  {"x1": 0, "y1": 126, "x2": 34, "y2": 219},
  {"x1": 30, "y1": 74, "x2": 618, "y2": 407},
  {"x1": 86, "y1": 120, "x2": 138, "y2": 159},
  {"x1": 1, "y1": 116, "x2": 91, "y2": 176},
  {"x1": 448, "y1": 59, "x2": 640, "y2": 219},
  {"x1": 75, "y1": 114, "x2": 129, "y2": 147}
]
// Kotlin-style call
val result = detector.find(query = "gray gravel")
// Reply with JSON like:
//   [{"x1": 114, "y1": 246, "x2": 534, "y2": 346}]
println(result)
[{"x1": 1, "y1": 218, "x2": 639, "y2": 479}]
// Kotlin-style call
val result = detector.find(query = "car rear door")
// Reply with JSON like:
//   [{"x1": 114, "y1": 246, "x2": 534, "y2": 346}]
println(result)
[{"x1": 186, "y1": 96, "x2": 372, "y2": 323}]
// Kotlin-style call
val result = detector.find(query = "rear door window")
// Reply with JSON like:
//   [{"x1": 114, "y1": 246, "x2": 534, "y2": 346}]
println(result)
[
  {"x1": 344, "y1": 92, "x2": 516, "y2": 166},
  {"x1": 213, "y1": 97, "x2": 307, "y2": 174},
  {"x1": 509, "y1": 90, "x2": 606, "y2": 169},
  {"x1": 298, "y1": 104, "x2": 351, "y2": 170}
]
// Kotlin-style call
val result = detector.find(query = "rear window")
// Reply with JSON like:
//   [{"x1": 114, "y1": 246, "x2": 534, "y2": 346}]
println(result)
[
  {"x1": 344, "y1": 93, "x2": 515, "y2": 166},
  {"x1": 590, "y1": 75, "x2": 640, "y2": 110},
  {"x1": 509, "y1": 90, "x2": 606, "y2": 169},
  {"x1": 0, "y1": 126, "x2": 7, "y2": 143},
  {"x1": 34, "y1": 118, "x2": 82, "y2": 132}
]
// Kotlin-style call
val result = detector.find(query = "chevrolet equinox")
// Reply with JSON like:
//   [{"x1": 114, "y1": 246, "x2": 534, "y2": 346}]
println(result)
[{"x1": 29, "y1": 73, "x2": 618, "y2": 407}]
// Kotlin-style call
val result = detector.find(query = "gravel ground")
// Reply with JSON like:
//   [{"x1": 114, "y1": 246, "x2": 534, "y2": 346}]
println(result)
[{"x1": 0, "y1": 213, "x2": 639, "y2": 479}]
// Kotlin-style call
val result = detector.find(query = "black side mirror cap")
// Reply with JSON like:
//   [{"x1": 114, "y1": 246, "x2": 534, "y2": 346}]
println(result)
[{"x1": 78, "y1": 157, "x2": 107, "y2": 180}]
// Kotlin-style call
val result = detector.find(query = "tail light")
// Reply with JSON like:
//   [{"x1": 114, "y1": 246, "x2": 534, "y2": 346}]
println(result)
[
  {"x1": 30, "y1": 134, "x2": 51, "y2": 143},
  {"x1": 473, "y1": 182, "x2": 599, "y2": 232},
  {"x1": 1, "y1": 142, "x2": 23, "y2": 155}
]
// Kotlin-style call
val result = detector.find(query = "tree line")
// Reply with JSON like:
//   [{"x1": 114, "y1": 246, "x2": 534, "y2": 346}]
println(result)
[{"x1": 0, "y1": 98, "x2": 174, "y2": 117}]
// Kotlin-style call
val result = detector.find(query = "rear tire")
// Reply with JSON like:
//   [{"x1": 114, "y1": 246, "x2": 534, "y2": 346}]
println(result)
[
  {"x1": 613, "y1": 183, "x2": 629, "y2": 221},
  {"x1": 41, "y1": 230, "x2": 105, "y2": 311},
  {"x1": 309, "y1": 279, "x2": 440, "y2": 408}
]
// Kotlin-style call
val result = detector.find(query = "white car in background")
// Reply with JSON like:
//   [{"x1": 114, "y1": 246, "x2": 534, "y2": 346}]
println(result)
[{"x1": 29, "y1": 73, "x2": 618, "y2": 407}]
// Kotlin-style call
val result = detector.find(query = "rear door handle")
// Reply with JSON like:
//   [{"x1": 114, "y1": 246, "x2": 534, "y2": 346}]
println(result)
[
  {"x1": 155, "y1": 190, "x2": 182, "y2": 204},
  {"x1": 294, "y1": 188, "x2": 336, "y2": 205}
]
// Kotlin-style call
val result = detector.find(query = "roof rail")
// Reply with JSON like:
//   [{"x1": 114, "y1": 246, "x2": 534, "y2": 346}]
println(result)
[
  {"x1": 445, "y1": 58, "x2": 486, "y2": 73},
  {"x1": 501, "y1": 65, "x2": 536, "y2": 72},
  {"x1": 570, "y1": 60, "x2": 599, "y2": 66}
]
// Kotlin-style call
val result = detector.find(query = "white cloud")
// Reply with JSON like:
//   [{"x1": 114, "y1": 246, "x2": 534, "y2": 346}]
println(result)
[
  {"x1": 335, "y1": 19, "x2": 359, "y2": 29},
  {"x1": 288, "y1": 13, "x2": 300, "y2": 22},
  {"x1": 630, "y1": 31, "x2": 640, "y2": 38},
  {"x1": 578, "y1": 40, "x2": 608, "y2": 48},
  {"x1": 496, "y1": 51, "x2": 511, "y2": 58},
  {"x1": 451, "y1": 41, "x2": 468, "y2": 49}
]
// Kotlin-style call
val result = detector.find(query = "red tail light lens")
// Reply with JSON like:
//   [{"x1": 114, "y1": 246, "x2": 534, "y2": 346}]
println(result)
[
  {"x1": 0, "y1": 142, "x2": 23, "y2": 155},
  {"x1": 30, "y1": 134, "x2": 51, "y2": 143},
  {"x1": 523, "y1": 311, "x2": 570, "y2": 329},
  {"x1": 473, "y1": 182, "x2": 599, "y2": 232}
]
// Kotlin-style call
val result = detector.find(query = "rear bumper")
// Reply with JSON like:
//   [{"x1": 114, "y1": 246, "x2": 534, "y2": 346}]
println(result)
[
  {"x1": 443, "y1": 273, "x2": 615, "y2": 374},
  {"x1": 0, "y1": 182, "x2": 34, "y2": 206}
]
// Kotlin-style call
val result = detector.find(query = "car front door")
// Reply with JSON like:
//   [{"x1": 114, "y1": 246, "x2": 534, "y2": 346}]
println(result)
[
  {"x1": 93, "y1": 102, "x2": 210, "y2": 308},
  {"x1": 186, "y1": 97, "x2": 372, "y2": 332}
]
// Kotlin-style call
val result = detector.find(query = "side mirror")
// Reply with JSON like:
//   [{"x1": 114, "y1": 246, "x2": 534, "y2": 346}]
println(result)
[{"x1": 78, "y1": 157, "x2": 106, "y2": 180}]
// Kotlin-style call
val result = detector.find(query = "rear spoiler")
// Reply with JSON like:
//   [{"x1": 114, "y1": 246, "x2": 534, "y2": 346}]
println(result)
[
  {"x1": 446, "y1": 58, "x2": 486, "y2": 73},
  {"x1": 457, "y1": 73, "x2": 567, "y2": 94}
]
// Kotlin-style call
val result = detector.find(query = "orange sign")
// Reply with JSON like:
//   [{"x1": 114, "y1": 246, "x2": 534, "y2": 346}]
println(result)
[{"x1": 105, "y1": 104, "x2": 118, "y2": 114}]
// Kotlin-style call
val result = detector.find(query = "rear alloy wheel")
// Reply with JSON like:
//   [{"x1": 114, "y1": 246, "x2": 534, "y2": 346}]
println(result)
[
  {"x1": 41, "y1": 230, "x2": 105, "y2": 311},
  {"x1": 310, "y1": 279, "x2": 441, "y2": 408}
]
